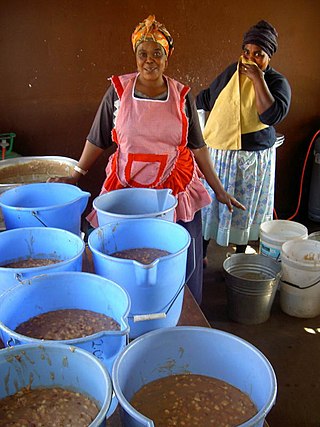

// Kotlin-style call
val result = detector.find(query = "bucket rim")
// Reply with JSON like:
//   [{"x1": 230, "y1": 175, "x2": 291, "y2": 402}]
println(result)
[
  {"x1": 93, "y1": 188, "x2": 178, "y2": 219},
  {"x1": 260, "y1": 219, "x2": 308, "y2": 230},
  {"x1": 281, "y1": 239, "x2": 320, "y2": 266},
  {"x1": 223, "y1": 253, "x2": 281, "y2": 274},
  {"x1": 0, "y1": 342, "x2": 112, "y2": 424},
  {"x1": 112, "y1": 326, "x2": 277, "y2": 427},
  {"x1": 0, "y1": 271, "x2": 131, "y2": 343},
  {"x1": 260, "y1": 219, "x2": 308, "y2": 243},
  {"x1": 94, "y1": 187, "x2": 174, "y2": 198},
  {"x1": 0, "y1": 182, "x2": 90, "y2": 210},
  {"x1": 89, "y1": 217, "x2": 191, "y2": 234},
  {"x1": 88, "y1": 219, "x2": 191, "y2": 265},
  {"x1": 0, "y1": 227, "x2": 86, "y2": 271},
  {"x1": 308, "y1": 231, "x2": 320, "y2": 241}
]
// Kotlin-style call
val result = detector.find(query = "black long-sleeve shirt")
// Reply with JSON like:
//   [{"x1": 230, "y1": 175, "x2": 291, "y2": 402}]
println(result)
[{"x1": 196, "y1": 63, "x2": 291, "y2": 151}]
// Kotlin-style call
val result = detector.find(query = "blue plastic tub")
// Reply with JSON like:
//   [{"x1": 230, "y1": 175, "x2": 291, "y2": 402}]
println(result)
[
  {"x1": 0, "y1": 342, "x2": 112, "y2": 426},
  {"x1": 93, "y1": 188, "x2": 177, "y2": 226},
  {"x1": 112, "y1": 326, "x2": 277, "y2": 427},
  {"x1": 88, "y1": 218, "x2": 191, "y2": 339},
  {"x1": 0, "y1": 227, "x2": 85, "y2": 296},
  {"x1": 0, "y1": 271, "x2": 131, "y2": 417},
  {"x1": 0, "y1": 182, "x2": 90, "y2": 235}
]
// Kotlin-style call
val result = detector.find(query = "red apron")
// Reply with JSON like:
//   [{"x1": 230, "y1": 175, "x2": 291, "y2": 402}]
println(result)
[{"x1": 87, "y1": 73, "x2": 210, "y2": 226}]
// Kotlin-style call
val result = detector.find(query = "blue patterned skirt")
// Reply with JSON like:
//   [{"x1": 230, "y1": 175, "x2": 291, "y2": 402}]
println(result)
[{"x1": 202, "y1": 146, "x2": 276, "y2": 246}]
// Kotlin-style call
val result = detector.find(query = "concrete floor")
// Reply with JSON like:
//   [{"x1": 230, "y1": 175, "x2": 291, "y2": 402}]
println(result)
[{"x1": 200, "y1": 238, "x2": 320, "y2": 427}]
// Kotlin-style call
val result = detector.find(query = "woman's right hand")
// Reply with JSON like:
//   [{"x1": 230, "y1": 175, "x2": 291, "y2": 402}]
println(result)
[
  {"x1": 46, "y1": 176, "x2": 79, "y2": 185},
  {"x1": 215, "y1": 190, "x2": 246, "y2": 213}
]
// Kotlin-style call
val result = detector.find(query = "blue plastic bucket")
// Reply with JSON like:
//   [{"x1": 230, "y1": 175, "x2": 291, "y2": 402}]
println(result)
[
  {"x1": 93, "y1": 188, "x2": 178, "y2": 226},
  {"x1": 0, "y1": 271, "x2": 131, "y2": 417},
  {"x1": 0, "y1": 227, "x2": 85, "y2": 296},
  {"x1": 112, "y1": 326, "x2": 277, "y2": 427},
  {"x1": 0, "y1": 182, "x2": 90, "y2": 235},
  {"x1": 88, "y1": 218, "x2": 191, "y2": 338},
  {"x1": 0, "y1": 342, "x2": 112, "y2": 426}
]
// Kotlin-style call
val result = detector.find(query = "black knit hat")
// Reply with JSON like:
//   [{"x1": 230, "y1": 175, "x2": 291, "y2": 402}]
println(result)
[{"x1": 242, "y1": 20, "x2": 278, "y2": 57}]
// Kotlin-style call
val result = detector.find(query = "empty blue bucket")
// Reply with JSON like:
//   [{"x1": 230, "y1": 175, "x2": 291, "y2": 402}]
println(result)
[
  {"x1": 0, "y1": 342, "x2": 112, "y2": 426},
  {"x1": 112, "y1": 326, "x2": 277, "y2": 427},
  {"x1": 0, "y1": 227, "x2": 85, "y2": 296},
  {"x1": 93, "y1": 188, "x2": 178, "y2": 226},
  {"x1": 0, "y1": 182, "x2": 90, "y2": 235},
  {"x1": 0, "y1": 271, "x2": 131, "y2": 418},
  {"x1": 88, "y1": 218, "x2": 191, "y2": 338}
]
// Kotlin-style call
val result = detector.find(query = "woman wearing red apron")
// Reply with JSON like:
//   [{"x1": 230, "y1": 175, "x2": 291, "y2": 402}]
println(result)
[{"x1": 50, "y1": 15, "x2": 244, "y2": 304}]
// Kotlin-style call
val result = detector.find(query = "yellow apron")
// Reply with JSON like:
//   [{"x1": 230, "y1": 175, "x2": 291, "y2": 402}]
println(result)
[{"x1": 203, "y1": 57, "x2": 269, "y2": 150}]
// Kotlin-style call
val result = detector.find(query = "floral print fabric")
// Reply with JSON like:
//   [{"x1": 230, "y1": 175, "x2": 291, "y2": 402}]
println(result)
[{"x1": 202, "y1": 146, "x2": 276, "y2": 246}]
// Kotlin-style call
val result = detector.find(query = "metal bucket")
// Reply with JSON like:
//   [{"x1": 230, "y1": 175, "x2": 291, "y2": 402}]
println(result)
[{"x1": 223, "y1": 254, "x2": 281, "y2": 325}]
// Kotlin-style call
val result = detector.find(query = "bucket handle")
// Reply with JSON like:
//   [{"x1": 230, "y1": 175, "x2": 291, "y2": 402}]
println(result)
[
  {"x1": 15, "y1": 274, "x2": 49, "y2": 286},
  {"x1": 7, "y1": 337, "x2": 17, "y2": 347},
  {"x1": 32, "y1": 210, "x2": 48, "y2": 227},
  {"x1": 15, "y1": 273, "x2": 27, "y2": 284},
  {"x1": 132, "y1": 237, "x2": 196, "y2": 322},
  {"x1": 281, "y1": 276, "x2": 320, "y2": 289}
]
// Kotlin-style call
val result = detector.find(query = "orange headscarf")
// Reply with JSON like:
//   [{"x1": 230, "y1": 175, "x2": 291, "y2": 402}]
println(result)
[{"x1": 131, "y1": 15, "x2": 174, "y2": 57}]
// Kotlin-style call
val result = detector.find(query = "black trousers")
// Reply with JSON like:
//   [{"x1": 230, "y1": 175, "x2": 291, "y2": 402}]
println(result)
[{"x1": 178, "y1": 210, "x2": 203, "y2": 305}]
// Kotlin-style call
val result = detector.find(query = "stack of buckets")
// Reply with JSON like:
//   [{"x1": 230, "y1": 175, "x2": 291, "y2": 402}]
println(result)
[
  {"x1": 259, "y1": 219, "x2": 320, "y2": 318},
  {"x1": 88, "y1": 187, "x2": 191, "y2": 339},
  {"x1": 0, "y1": 182, "x2": 131, "y2": 417},
  {"x1": 0, "y1": 183, "x2": 279, "y2": 426}
]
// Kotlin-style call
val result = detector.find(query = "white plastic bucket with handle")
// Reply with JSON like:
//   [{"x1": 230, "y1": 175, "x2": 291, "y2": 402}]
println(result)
[
  {"x1": 280, "y1": 239, "x2": 320, "y2": 318},
  {"x1": 259, "y1": 220, "x2": 308, "y2": 261}
]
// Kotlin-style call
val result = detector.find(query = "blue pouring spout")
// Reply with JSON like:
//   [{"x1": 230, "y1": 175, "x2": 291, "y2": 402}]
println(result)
[{"x1": 155, "y1": 188, "x2": 173, "y2": 210}]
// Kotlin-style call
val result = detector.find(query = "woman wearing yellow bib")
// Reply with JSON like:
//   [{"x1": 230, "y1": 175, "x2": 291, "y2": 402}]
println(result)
[{"x1": 196, "y1": 20, "x2": 291, "y2": 261}]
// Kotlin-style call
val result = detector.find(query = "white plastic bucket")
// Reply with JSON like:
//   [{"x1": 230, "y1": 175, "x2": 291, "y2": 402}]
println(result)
[
  {"x1": 280, "y1": 239, "x2": 320, "y2": 318},
  {"x1": 0, "y1": 343, "x2": 112, "y2": 426},
  {"x1": 259, "y1": 220, "x2": 308, "y2": 261},
  {"x1": 112, "y1": 326, "x2": 277, "y2": 427},
  {"x1": 93, "y1": 188, "x2": 178, "y2": 226}
]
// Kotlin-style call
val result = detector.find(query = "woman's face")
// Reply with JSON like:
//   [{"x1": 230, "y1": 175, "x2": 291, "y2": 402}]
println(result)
[
  {"x1": 135, "y1": 41, "x2": 168, "y2": 82},
  {"x1": 242, "y1": 44, "x2": 270, "y2": 71}
]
